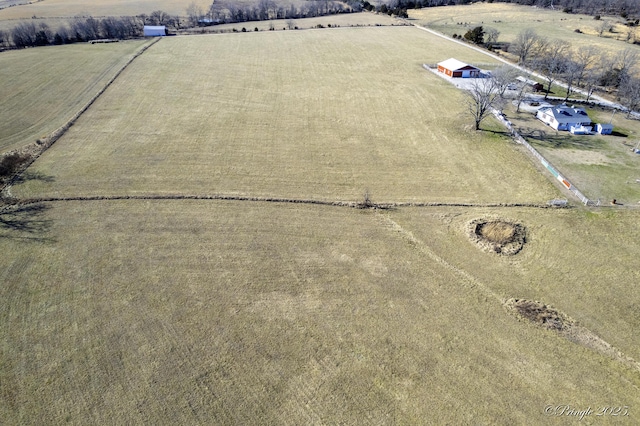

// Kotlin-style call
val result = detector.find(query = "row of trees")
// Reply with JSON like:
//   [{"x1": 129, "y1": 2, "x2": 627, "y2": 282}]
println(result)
[
  {"x1": 5, "y1": 17, "x2": 142, "y2": 48},
  {"x1": 379, "y1": 0, "x2": 640, "y2": 17},
  {"x1": 466, "y1": 28, "x2": 640, "y2": 131},
  {"x1": 0, "y1": 11, "x2": 187, "y2": 49},
  {"x1": 187, "y1": 0, "x2": 358, "y2": 26},
  {"x1": 509, "y1": 28, "x2": 639, "y2": 99}
]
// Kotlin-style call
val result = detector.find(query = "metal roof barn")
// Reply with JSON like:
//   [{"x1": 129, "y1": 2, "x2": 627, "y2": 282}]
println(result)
[{"x1": 143, "y1": 26, "x2": 166, "y2": 37}]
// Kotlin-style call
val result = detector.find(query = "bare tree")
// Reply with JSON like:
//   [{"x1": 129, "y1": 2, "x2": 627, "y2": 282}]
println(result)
[
  {"x1": 465, "y1": 78, "x2": 501, "y2": 131},
  {"x1": 0, "y1": 29, "x2": 8, "y2": 48},
  {"x1": 573, "y1": 45, "x2": 599, "y2": 89},
  {"x1": 535, "y1": 39, "x2": 570, "y2": 99},
  {"x1": 485, "y1": 27, "x2": 500, "y2": 44},
  {"x1": 286, "y1": 19, "x2": 296, "y2": 30},
  {"x1": 514, "y1": 80, "x2": 532, "y2": 113},
  {"x1": 619, "y1": 76, "x2": 640, "y2": 118},
  {"x1": 510, "y1": 28, "x2": 545, "y2": 65},
  {"x1": 597, "y1": 20, "x2": 610, "y2": 37},
  {"x1": 583, "y1": 62, "x2": 604, "y2": 102},
  {"x1": 186, "y1": 2, "x2": 203, "y2": 27},
  {"x1": 490, "y1": 65, "x2": 519, "y2": 98}
]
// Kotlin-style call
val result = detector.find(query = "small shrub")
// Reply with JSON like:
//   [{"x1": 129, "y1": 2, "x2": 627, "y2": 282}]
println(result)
[
  {"x1": 254, "y1": 27, "x2": 258, "y2": 32},
  {"x1": 594, "y1": 15, "x2": 601, "y2": 20},
  {"x1": 0, "y1": 153, "x2": 29, "y2": 178},
  {"x1": 574, "y1": 28, "x2": 582, "y2": 33},
  {"x1": 241, "y1": 27, "x2": 246, "y2": 32}
]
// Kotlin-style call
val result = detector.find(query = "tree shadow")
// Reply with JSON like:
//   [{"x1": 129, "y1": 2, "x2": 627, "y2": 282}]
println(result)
[
  {"x1": 611, "y1": 130, "x2": 628, "y2": 138},
  {"x1": 0, "y1": 203, "x2": 55, "y2": 243},
  {"x1": 11, "y1": 170, "x2": 55, "y2": 185}
]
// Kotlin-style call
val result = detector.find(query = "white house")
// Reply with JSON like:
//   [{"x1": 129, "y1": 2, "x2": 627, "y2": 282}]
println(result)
[
  {"x1": 536, "y1": 104, "x2": 592, "y2": 132},
  {"x1": 143, "y1": 26, "x2": 166, "y2": 37},
  {"x1": 437, "y1": 58, "x2": 481, "y2": 78}
]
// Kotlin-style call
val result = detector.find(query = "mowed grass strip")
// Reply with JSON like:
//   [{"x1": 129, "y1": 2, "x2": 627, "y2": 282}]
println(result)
[
  {"x1": 0, "y1": 40, "x2": 148, "y2": 154},
  {"x1": 13, "y1": 27, "x2": 558, "y2": 203},
  {"x1": 1, "y1": 200, "x2": 639, "y2": 424}
]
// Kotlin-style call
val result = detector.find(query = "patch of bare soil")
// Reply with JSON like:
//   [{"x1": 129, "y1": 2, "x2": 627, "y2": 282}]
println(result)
[
  {"x1": 505, "y1": 298, "x2": 640, "y2": 372},
  {"x1": 466, "y1": 218, "x2": 526, "y2": 255},
  {"x1": 505, "y1": 298, "x2": 574, "y2": 332}
]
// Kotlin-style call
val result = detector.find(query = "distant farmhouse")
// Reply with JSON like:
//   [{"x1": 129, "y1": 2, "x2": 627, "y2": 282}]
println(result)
[
  {"x1": 437, "y1": 58, "x2": 481, "y2": 78},
  {"x1": 536, "y1": 104, "x2": 592, "y2": 134},
  {"x1": 143, "y1": 26, "x2": 166, "y2": 37}
]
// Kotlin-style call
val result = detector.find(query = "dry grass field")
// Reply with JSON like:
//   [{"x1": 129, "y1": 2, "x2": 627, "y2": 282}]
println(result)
[
  {"x1": 10, "y1": 27, "x2": 557, "y2": 204},
  {"x1": 2, "y1": 19, "x2": 640, "y2": 425},
  {"x1": 0, "y1": 40, "x2": 149, "y2": 154},
  {"x1": 0, "y1": 0, "x2": 212, "y2": 19},
  {"x1": 2, "y1": 200, "x2": 640, "y2": 424},
  {"x1": 410, "y1": 3, "x2": 639, "y2": 53}
]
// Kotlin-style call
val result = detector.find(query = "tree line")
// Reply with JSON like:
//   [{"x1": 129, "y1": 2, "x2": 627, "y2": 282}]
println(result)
[
  {"x1": 378, "y1": 0, "x2": 639, "y2": 17},
  {"x1": 465, "y1": 26, "x2": 640, "y2": 132},
  {"x1": 0, "y1": 10, "x2": 188, "y2": 49},
  {"x1": 187, "y1": 0, "x2": 361, "y2": 27}
]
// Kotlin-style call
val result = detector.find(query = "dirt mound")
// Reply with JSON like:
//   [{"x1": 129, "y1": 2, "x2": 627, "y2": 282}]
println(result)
[
  {"x1": 467, "y1": 218, "x2": 526, "y2": 255},
  {"x1": 505, "y1": 298, "x2": 574, "y2": 332}
]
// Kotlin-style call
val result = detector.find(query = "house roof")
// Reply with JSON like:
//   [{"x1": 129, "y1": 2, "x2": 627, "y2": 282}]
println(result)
[
  {"x1": 437, "y1": 58, "x2": 479, "y2": 71},
  {"x1": 143, "y1": 25, "x2": 166, "y2": 30},
  {"x1": 539, "y1": 104, "x2": 591, "y2": 124}
]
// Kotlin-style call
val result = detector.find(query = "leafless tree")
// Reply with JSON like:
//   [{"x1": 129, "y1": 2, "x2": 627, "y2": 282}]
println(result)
[
  {"x1": 0, "y1": 29, "x2": 8, "y2": 48},
  {"x1": 465, "y1": 78, "x2": 501, "y2": 131},
  {"x1": 490, "y1": 65, "x2": 519, "y2": 98},
  {"x1": 582, "y1": 62, "x2": 604, "y2": 102},
  {"x1": 485, "y1": 27, "x2": 500, "y2": 44},
  {"x1": 510, "y1": 28, "x2": 546, "y2": 65},
  {"x1": 597, "y1": 20, "x2": 610, "y2": 37},
  {"x1": 535, "y1": 39, "x2": 570, "y2": 99},
  {"x1": 619, "y1": 76, "x2": 640, "y2": 118},
  {"x1": 573, "y1": 45, "x2": 599, "y2": 89},
  {"x1": 186, "y1": 2, "x2": 203, "y2": 27},
  {"x1": 514, "y1": 81, "x2": 532, "y2": 113}
]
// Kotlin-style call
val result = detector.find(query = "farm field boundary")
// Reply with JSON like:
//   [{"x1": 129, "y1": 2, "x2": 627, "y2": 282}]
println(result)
[{"x1": 1, "y1": 193, "x2": 559, "y2": 210}]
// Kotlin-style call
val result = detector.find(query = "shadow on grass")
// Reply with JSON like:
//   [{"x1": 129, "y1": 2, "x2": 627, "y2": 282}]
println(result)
[
  {"x1": 611, "y1": 130, "x2": 628, "y2": 138},
  {"x1": 0, "y1": 203, "x2": 55, "y2": 243},
  {"x1": 12, "y1": 171, "x2": 55, "y2": 185},
  {"x1": 516, "y1": 126, "x2": 608, "y2": 151}
]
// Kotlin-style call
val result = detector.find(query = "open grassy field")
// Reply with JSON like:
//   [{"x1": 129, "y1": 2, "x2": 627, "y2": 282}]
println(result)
[
  {"x1": 0, "y1": 39, "x2": 149, "y2": 155},
  {"x1": 0, "y1": 0, "x2": 212, "y2": 20},
  {"x1": 10, "y1": 27, "x2": 557, "y2": 204},
  {"x1": 410, "y1": 3, "x2": 639, "y2": 53},
  {"x1": 2, "y1": 200, "x2": 639, "y2": 424},
  {"x1": 3, "y1": 21, "x2": 640, "y2": 424},
  {"x1": 504, "y1": 102, "x2": 640, "y2": 204}
]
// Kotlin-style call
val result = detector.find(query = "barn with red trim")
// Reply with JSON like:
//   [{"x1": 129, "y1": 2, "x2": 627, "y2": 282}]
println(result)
[{"x1": 437, "y1": 58, "x2": 481, "y2": 78}]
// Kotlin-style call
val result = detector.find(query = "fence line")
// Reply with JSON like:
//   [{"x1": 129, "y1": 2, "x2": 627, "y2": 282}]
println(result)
[{"x1": 492, "y1": 110, "x2": 594, "y2": 206}]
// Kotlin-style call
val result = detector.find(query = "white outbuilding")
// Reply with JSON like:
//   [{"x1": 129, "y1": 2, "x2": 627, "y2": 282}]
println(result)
[
  {"x1": 595, "y1": 123, "x2": 614, "y2": 135},
  {"x1": 143, "y1": 26, "x2": 166, "y2": 37}
]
